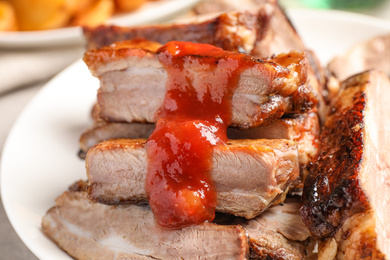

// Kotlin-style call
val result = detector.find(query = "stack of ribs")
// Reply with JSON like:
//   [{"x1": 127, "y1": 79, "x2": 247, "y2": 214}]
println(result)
[{"x1": 41, "y1": 1, "x2": 336, "y2": 259}]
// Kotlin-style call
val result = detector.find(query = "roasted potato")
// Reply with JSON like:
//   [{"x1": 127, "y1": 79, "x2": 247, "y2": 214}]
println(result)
[
  {"x1": 3, "y1": 0, "x2": 153, "y2": 31},
  {"x1": 65, "y1": 0, "x2": 96, "y2": 15},
  {"x1": 0, "y1": 1, "x2": 18, "y2": 31},
  {"x1": 115, "y1": 0, "x2": 147, "y2": 12},
  {"x1": 71, "y1": 0, "x2": 115, "y2": 27},
  {"x1": 8, "y1": 0, "x2": 71, "y2": 31}
]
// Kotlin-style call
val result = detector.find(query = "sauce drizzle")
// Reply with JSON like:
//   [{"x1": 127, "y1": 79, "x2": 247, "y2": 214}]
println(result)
[{"x1": 145, "y1": 41, "x2": 258, "y2": 228}]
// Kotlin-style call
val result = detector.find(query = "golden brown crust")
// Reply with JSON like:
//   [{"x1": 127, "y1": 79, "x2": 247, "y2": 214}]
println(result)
[{"x1": 82, "y1": 7, "x2": 274, "y2": 52}]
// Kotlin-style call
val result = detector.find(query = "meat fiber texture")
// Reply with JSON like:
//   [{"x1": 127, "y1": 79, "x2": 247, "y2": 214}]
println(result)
[
  {"x1": 301, "y1": 70, "x2": 390, "y2": 259},
  {"x1": 83, "y1": 44, "x2": 316, "y2": 129},
  {"x1": 78, "y1": 111, "x2": 320, "y2": 188},
  {"x1": 86, "y1": 138, "x2": 299, "y2": 219},
  {"x1": 42, "y1": 183, "x2": 312, "y2": 260},
  {"x1": 42, "y1": 189, "x2": 249, "y2": 260},
  {"x1": 82, "y1": 0, "x2": 326, "y2": 121}
]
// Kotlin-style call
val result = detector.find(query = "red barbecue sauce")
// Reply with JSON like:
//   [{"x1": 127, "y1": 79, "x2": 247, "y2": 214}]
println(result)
[{"x1": 145, "y1": 41, "x2": 256, "y2": 228}]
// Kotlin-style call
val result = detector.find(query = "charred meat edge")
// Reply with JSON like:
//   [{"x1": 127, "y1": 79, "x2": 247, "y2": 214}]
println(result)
[{"x1": 301, "y1": 70, "x2": 390, "y2": 258}]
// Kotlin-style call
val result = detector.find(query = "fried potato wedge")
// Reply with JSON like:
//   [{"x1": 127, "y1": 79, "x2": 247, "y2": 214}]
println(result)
[
  {"x1": 115, "y1": 0, "x2": 147, "y2": 12},
  {"x1": 10, "y1": 0, "x2": 71, "y2": 31},
  {"x1": 0, "y1": 1, "x2": 18, "y2": 31},
  {"x1": 71, "y1": 0, "x2": 114, "y2": 27}
]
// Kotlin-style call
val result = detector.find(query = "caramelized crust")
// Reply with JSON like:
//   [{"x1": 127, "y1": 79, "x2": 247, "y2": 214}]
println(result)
[
  {"x1": 301, "y1": 72, "x2": 373, "y2": 238},
  {"x1": 301, "y1": 71, "x2": 390, "y2": 260},
  {"x1": 83, "y1": 8, "x2": 271, "y2": 53}
]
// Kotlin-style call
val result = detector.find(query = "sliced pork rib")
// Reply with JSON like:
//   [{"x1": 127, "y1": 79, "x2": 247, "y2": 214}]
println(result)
[
  {"x1": 83, "y1": 2, "x2": 275, "y2": 52},
  {"x1": 78, "y1": 121, "x2": 154, "y2": 158},
  {"x1": 241, "y1": 198, "x2": 312, "y2": 260},
  {"x1": 78, "y1": 112, "x2": 319, "y2": 180},
  {"x1": 83, "y1": 41, "x2": 316, "y2": 128},
  {"x1": 228, "y1": 111, "x2": 320, "y2": 191},
  {"x1": 42, "y1": 189, "x2": 249, "y2": 260},
  {"x1": 328, "y1": 34, "x2": 390, "y2": 81},
  {"x1": 301, "y1": 70, "x2": 390, "y2": 259},
  {"x1": 86, "y1": 138, "x2": 299, "y2": 219}
]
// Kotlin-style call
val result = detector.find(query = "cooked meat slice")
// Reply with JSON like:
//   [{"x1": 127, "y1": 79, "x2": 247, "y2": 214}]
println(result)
[
  {"x1": 83, "y1": 4, "x2": 275, "y2": 52},
  {"x1": 78, "y1": 112, "x2": 319, "y2": 174},
  {"x1": 301, "y1": 70, "x2": 390, "y2": 258},
  {"x1": 228, "y1": 112, "x2": 320, "y2": 192},
  {"x1": 317, "y1": 210, "x2": 386, "y2": 260},
  {"x1": 78, "y1": 121, "x2": 154, "y2": 158},
  {"x1": 240, "y1": 197, "x2": 311, "y2": 260},
  {"x1": 42, "y1": 189, "x2": 249, "y2": 260},
  {"x1": 84, "y1": 42, "x2": 316, "y2": 128},
  {"x1": 327, "y1": 34, "x2": 390, "y2": 81},
  {"x1": 86, "y1": 138, "x2": 299, "y2": 219}
]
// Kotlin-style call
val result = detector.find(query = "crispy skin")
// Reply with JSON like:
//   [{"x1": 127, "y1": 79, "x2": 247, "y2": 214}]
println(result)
[
  {"x1": 301, "y1": 71, "x2": 390, "y2": 258},
  {"x1": 42, "y1": 189, "x2": 249, "y2": 260},
  {"x1": 86, "y1": 138, "x2": 299, "y2": 219}
]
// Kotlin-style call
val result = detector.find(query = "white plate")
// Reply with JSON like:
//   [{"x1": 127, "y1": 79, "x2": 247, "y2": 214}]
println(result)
[
  {"x1": 0, "y1": 0, "x2": 201, "y2": 49},
  {"x1": 2, "y1": 9, "x2": 390, "y2": 260}
]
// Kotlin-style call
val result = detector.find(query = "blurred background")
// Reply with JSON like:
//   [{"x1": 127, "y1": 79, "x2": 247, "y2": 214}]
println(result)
[{"x1": 0, "y1": 0, "x2": 389, "y2": 259}]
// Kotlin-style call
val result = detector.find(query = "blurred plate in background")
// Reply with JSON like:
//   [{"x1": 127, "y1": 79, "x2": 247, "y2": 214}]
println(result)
[{"x1": 0, "y1": 0, "x2": 201, "y2": 49}]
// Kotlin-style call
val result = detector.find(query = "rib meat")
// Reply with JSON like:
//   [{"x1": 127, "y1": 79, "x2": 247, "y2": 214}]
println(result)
[
  {"x1": 78, "y1": 121, "x2": 154, "y2": 158},
  {"x1": 83, "y1": 1, "x2": 325, "y2": 121},
  {"x1": 42, "y1": 188, "x2": 249, "y2": 260},
  {"x1": 83, "y1": 41, "x2": 316, "y2": 128},
  {"x1": 241, "y1": 198, "x2": 312, "y2": 260},
  {"x1": 301, "y1": 70, "x2": 390, "y2": 259},
  {"x1": 228, "y1": 111, "x2": 320, "y2": 191},
  {"x1": 78, "y1": 111, "x2": 319, "y2": 182},
  {"x1": 327, "y1": 34, "x2": 390, "y2": 81},
  {"x1": 83, "y1": 2, "x2": 275, "y2": 52},
  {"x1": 86, "y1": 138, "x2": 299, "y2": 219}
]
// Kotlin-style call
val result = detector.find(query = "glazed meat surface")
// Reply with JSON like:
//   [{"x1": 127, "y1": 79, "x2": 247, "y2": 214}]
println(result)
[
  {"x1": 301, "y1": 70, "x2": 390, "y2": 259},
  {"x1": 42, "y1": 189, "x2": 249, "y2": 260},
  {"x1": 84, "y1": 42, "x2": 316, "y2": 129},
  {"x1": 86, "y1": 138, "x2": 299, "y2": 219}
]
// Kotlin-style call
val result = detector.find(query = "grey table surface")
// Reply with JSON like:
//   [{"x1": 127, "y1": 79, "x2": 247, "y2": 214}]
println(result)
[
  {"x1": 0, "y1": 197, "x2": 38, "y2": 260},
  {"x1": 0, "y1": 84, "x2": 42, "y2": 260}
]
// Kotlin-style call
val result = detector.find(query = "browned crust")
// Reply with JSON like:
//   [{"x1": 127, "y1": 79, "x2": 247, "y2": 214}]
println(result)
[
  {"x1": 83, "y1": 8, "x2": 272, "y2": 52},
  {"x1": 301, "y1": 73, "x2": 372, "y2": 238}
]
